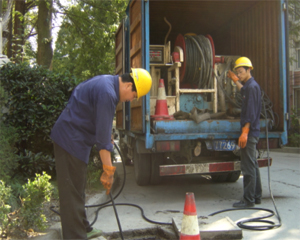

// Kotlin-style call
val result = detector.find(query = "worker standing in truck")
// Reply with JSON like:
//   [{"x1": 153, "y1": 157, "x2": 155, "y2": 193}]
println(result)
[
  {"x1": 50, "y1": 69, "x2": 152, "y2": 239},
  {"x1": 227, "y1": 57, "x2": 262, "y2": 208}
]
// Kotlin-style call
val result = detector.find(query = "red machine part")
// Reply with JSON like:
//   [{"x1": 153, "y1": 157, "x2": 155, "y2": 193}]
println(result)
[{"x1": 174, "y1": 34, "x2": 186, "y2": 83}]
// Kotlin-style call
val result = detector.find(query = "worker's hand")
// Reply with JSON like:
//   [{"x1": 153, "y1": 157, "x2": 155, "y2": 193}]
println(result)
[
  {"x1": 227, "y1": 70, "x2": 239, "y2": 83},
  {"x1": 100, "y1": 164, "x2": 116, "y2": 195},
  {"x1": 238, "y1": 126, "x2": 250, "y2": 148}
]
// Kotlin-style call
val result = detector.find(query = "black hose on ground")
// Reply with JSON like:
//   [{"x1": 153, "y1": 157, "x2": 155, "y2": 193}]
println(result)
[
  {"x1": 85, "y1": 142, "x2": 172, "y2": 228},
  {"x1": 109, "y1": 192, "x2": 124, "y2": 240}
]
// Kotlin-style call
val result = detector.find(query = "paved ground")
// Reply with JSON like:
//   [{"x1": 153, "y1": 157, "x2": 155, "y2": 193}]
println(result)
[{"x1": 43, "y1": 149, "x2": 299, "y2": 240}]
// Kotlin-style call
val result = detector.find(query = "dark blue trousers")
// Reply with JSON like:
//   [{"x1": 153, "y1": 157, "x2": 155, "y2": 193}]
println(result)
[
  {"x1": 54, "y1": 142, "x2": 92, "y2": 239},
  {"x1": 240, "y1": 136, "x2": 262, "y2": 204}
]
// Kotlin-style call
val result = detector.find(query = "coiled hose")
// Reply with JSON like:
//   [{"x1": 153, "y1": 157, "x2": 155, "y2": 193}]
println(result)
[{"x1": 183, "y1": 35, "x2": 213, "y2": 89}]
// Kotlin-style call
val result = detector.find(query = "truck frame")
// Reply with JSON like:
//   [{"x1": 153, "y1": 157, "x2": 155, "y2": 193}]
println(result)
[{"x1": 115, "y1": 0, "x2": 289, "y2": 186}]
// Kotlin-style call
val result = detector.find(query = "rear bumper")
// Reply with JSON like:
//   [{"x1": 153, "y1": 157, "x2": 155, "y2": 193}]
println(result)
[{"x1": 159, "y1": 158, "x2": 272, "y2": 176}]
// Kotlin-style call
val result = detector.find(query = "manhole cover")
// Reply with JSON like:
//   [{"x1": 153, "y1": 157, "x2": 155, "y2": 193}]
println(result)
[{"x1": 103, "y1": 226, "x2": 177, "y2": 240}]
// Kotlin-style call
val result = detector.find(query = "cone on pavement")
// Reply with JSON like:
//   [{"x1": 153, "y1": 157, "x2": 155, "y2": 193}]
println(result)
[
  {"x1": 151, "y1": 79, "x2": 174, "y2": 121},
  {"x1": 180, "y1": 192, "x2": 201, "y2": 240}
]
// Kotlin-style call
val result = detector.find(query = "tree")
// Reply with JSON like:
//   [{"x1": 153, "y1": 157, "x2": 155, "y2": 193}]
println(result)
[
  {"x1": 2, "y1": 0, "x2": 53, "y2": 68},
  {"x1": 37, "y1": 0, "x2": 53, "y2": 69},
  {"x1": 289, "y1": 0, "x2": 300, "y2": 39},
  {"x1": 53, "y1": 0, "x2": 127, "y2": 79}
]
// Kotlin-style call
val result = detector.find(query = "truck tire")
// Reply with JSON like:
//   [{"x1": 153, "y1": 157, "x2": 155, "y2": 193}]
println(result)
[
  {"x1": 226, "y1": 171, "x2": 241, "y2": 182},
  {"x1": 150, "y1": 153, "x2": 163, "y2": 185},
  {"x1": 133, "y1": 149, "x2": 151, "y2": 186},
  {"x1": 211, "y1": 173, "x2": 228, "y2": 182}
]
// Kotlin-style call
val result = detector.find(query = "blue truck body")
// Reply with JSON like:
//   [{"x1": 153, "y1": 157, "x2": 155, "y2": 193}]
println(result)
[{"x1": 115, "y1": 0, "x2": 289, "y2": 185}]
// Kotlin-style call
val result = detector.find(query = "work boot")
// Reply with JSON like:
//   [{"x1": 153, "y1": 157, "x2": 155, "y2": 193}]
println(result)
[
  {"x1": 233, "y1": 200, "x2": 255, "y2": 208},
  {"x1": 87, "y1": 228, "x2": 102, "y2": 239}
]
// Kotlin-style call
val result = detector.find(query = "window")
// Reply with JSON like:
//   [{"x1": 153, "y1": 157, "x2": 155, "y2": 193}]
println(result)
[
  {"x1": 294, "y1": 88, "x2": 300, "y2": 117},
  {"x1": 296, "y1": 42, "x2": 300, "y2": 69},
  {"x1": 297, "y1": 49, "x2": 300, "y2": 69}
]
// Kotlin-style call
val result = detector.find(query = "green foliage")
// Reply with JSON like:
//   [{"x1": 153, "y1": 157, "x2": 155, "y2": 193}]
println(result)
[
  {"x1": 289, "y1": 0, "x2": 300, "y2": 39},
  {"x1": 0, "y1": 181, "x2": 13, "y2": 237},
  {"x1": 0, "y1": 85, "x2": 19, "y2": 183},
  {"x1": 17, "y1": 150, "x2": 56, "y2": 177},
  {"x1": 53, "y1": 0, "x2": 128, "y2": 79},
  {"x1": 19, "y1": 172, "x2": 53, "y2": 232},
  {"x1": 288, "y1": 108, "x2": 300, "y2": 147},
  {"x1": 86, "y1": 160, "x2": 102, "y2": 192},
  {"x1": 0, "y1": 173, "x2": 54, "y2": 238},
  {"x1": 0, "y1": 62, "x2": 78, "y2": 178},
  {"x1": 0, "y1": 122, "x2": 19, "y2": 183}
]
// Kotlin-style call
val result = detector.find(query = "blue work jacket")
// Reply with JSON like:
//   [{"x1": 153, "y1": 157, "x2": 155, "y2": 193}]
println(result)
[
  {"x1": 50, "y1": 75, "x2": 120, "y2": 164},
  {"x1": 240, "y1": 77, "x2": 261, "y2": 138}
]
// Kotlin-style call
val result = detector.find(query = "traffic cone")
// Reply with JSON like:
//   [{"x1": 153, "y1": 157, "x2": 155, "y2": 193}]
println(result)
[
  {"x1": 180, "y1": 192, "x2": 201, "y2": 240},
  {"x1": 151, "y1": 79, "x2": 174, "y2": 121}
]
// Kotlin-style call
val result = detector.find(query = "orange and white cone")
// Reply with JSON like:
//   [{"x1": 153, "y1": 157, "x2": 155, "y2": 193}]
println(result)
[
  {"x1": 151, "y1": 79, "x2": 174, "y2": 121},
  {"x1": 155, "y1": 79, "x2": 169, "y2": 116},
  {"x1": 180, "y1": 192, "x2": 201, "y2": 240}
]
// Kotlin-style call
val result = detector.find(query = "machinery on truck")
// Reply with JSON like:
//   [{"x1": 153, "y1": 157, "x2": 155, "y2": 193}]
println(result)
[{"x1": 115, "y1": 0, "x2": 289, "y2": 186}]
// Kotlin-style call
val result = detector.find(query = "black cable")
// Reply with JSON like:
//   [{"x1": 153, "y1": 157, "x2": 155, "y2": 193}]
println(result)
[
  {"x1": 183, "y1": 35, "x2": 213, "y2": 89},
  {"x1": 86, "y1": 142, "x2": 172, "y2": 227},
  {"x1": 109, "y1": 192, "x2": 124, "y2": 240},
  {"x1": 208, "y1": 100, "x2": 282, "y2": 231}
]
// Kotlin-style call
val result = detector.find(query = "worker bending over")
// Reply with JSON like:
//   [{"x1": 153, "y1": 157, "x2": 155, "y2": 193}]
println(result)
[
  {"x1": 228, "y1": 57, "x2": 262, "y2": 208},
  {"x1": 51, "y1": 69, "x2": 152, "y2": 239}
]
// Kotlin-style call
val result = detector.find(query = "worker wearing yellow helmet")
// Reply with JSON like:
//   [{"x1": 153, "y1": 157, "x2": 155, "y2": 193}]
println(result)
[
  {"x1": 51, "y1": 68, "x2": 152, "y2": 239},
  {"x1": 227, "y1": 57, "x2": 262, "y2": 208}
]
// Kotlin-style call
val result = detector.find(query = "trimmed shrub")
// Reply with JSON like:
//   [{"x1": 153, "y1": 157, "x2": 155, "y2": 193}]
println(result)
[{"x1": 0, "y1": 62, "x2": 79, "y2": 177}]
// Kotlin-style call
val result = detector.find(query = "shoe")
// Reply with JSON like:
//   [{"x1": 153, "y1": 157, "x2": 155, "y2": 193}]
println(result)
[
  {"x1": 233, "y1": 200, "x2": 255, "y2": 208},
  {"x1": 87, "y1": 228, "x2": 102, "y2": 239},
  {"x1": 255, "y1": 199, "x2": 261, "y2": 204}
]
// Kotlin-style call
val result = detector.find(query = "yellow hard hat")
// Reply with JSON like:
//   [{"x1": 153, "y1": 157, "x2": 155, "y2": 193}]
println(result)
[
  {"x1": 233, "y1": 57, "x2": 253, "y2": 70},
  {"x1": 130, "y1": 68, "x2": 152, "y2": 98}
]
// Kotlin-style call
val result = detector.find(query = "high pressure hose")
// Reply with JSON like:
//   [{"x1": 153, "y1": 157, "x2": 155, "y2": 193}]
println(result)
[
  {"x1": 208, "y1": 100, "x2": 282, "y2": 231},
  {"x1": 183, "y1": 35, "x2": 213, "y2": 89}
]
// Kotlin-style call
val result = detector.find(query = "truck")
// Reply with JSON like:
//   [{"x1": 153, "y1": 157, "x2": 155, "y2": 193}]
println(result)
[{"x1": 114, "y1": 0, "x2": 289, "y2": 186}]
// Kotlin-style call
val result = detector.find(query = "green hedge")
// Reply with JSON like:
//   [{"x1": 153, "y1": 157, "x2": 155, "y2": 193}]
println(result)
[{"x1": 0, "y1": 62, "x2": 79, "y2": 178}]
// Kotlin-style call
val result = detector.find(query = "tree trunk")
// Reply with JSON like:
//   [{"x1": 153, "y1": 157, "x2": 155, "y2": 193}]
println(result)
[
  {"x1": 7, "y1": 0, "x2": 13, "y2": 58},
  {"x1": 13, "y1": 0, "x2": 25, "y2": 63},
  {"x1": 37, "y1": 0, "x2": 53, "y2": 69}
]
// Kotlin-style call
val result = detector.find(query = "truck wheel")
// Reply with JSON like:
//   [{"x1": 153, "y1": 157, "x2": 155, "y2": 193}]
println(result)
[
  {"x1": 211, "y1": 173, "x2": 228, "y2": 182},
  {"x1": 150, "y1": 153, "x2": 163, "y2": 185},
  {"x1": 133, "y1": 150, "x2": 151, "y2": 186},
  {"x1": 226, "y1": 171, "x2": 241, "y2": 182}
]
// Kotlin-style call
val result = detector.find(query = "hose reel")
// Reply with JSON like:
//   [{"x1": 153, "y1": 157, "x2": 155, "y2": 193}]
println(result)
[{"x1": 174, "y1": 34, "x2": 216, "y2": 89}]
